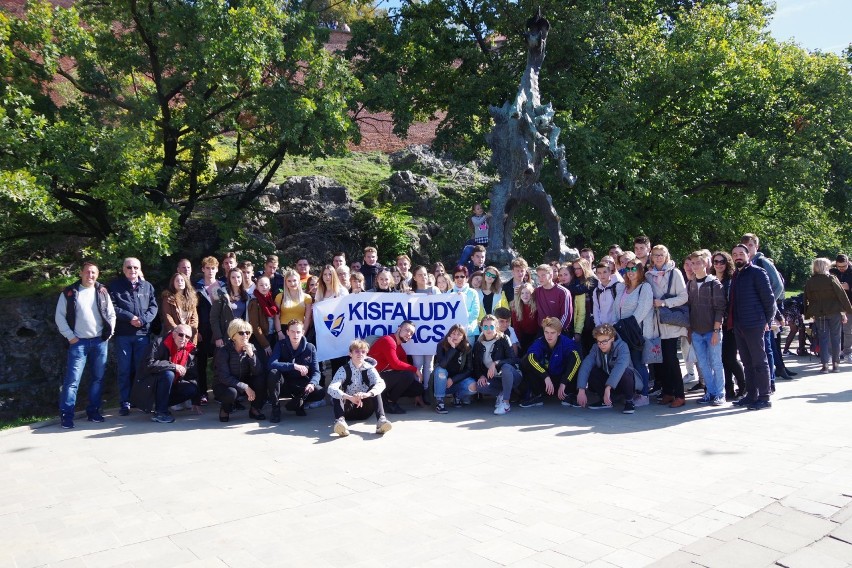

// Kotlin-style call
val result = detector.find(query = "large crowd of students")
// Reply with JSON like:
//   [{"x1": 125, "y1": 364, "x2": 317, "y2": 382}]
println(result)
[{"x1": 54, "y1": 229, "x2": 852, "y2": 434}]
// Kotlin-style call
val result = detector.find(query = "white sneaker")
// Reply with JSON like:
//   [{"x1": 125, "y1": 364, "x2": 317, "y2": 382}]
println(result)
[
  {"x1": 169, "y1": 404, "x2": 183, "y2": 412},
  {"x1": 334, "y1": 418, "x2": 349, "y2": 437},
  {"x1": 493, "y1": 401, "x2": 510, "y2": 415},
  {"x1": 633, "y1": 395, "x2": 650, "y2": 407},
  {"x1": 494, "y1": 394, "x2": 503, "y2": 409},
  {"x1": 376, "y1": 417, "x2": 392, "y2": 434},
  {"x1": 684, "y1": 372, "x2": 696, "y2": 383}
]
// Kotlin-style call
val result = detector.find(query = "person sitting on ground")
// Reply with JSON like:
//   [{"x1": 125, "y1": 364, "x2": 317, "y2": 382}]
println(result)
[
  {"x1": 213, "y1": 319, "x2": 266, "y2": 423},
  {"x1": 519, "y1": 317, "x2": 581, "y2": 408},
  {"x1": 432, "y1": 324, "x2": 477, "y2": 414},
  {"x1": 575, "y1": 324, "x2": 641, "y2": 414},
  {"x1": 267, "y1": 320, "x2": 326, "y2": 422},
  {"x1": 494, "y1": 307, "x2": 520, "y2": 357},
  {"x1": 472, "y1": 314, "x2": 522, "y2": 415},
  {"x1": 328, "y1": 340, "x2": 392, "y2": 436},
  {"x1": 137, "y1": 324, "x2": 201, "y2": 423},
  {"x1": 368, "y1": 320, "x2": 425, "y2": 414}
]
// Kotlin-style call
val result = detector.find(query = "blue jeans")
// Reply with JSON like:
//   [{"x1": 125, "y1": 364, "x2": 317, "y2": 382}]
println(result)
[
  {"x1": 474, "y1": 364, "x2": 522, "y2": 400},
  {"x1": 59, "y1": 337, "x2": 108, "y2": 415},
  {"x1": 629, "y1": 348, "x2": 649, "y2": 396},
  {"x1": 691, "y1": 331, "x2": 725, "y2": 399},
  {"x1": 815, "y1": 314, "x2": 843, "y2": 365},
  {"x1": 763, "y1": 330, "x2": 776, "y2": 385},
  {"x1": 115, "y1": 334, "x2": 150, "y2": 406},
  {"x1": 433, "y1": 367, "x2": 476, "y2": 401}
]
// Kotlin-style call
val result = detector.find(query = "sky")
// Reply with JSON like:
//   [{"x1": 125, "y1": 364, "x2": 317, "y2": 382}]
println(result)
[
  {"x1": 374, "y1": 0, "x2": 851, "y2": 55},
  {"x1": 769, "y1": 0, "x2": 851, "y2": 54}
]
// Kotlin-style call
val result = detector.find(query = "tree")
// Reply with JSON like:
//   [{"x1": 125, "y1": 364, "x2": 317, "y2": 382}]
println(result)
[
  {"x1": 0, "y1": 0, "x2": 361, "y2": 264},
  {"x1": 347, "y1": 0, "x2": 852, "y2": 276}
]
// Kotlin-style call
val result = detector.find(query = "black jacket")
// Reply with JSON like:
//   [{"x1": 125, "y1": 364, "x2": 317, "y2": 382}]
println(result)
[
  {"x1": 472, "y1": 335, "x2": 520, "y2": 379},
  {"x1": 434, "y1": 342, "x2": 473, "y2": 384},
  {"x1": 269, "y1": 336, "x2": 321, "y2": 385},
  {"x1": 214, "y1": 341, "x2": 264, "y2": 390},
  {"x1": 109, "y1": 277, "x2": 158, "y2": 336}
]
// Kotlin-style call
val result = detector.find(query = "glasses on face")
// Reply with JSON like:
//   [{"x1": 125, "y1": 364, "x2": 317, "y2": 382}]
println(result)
[
  {"x1": 712, "y1": 259, "x2": 726, "y2": 265},
  {"x1": 482, "y1": 325, "x2": 496, "y2": 331},
  {"x1": 235, "y1": 331, "x2": 251, "y2": 336},
  {"x1": 596, "y1": 338, "x2": 612, "y2": 345},
  {"x1": 485, "y1": 272, "x2": 497, "y2": 278},
  {"x1": 624, "y1": 266, "x2": 638, "y2": 272},
  {"x1": 454, "y1": 275, "x2": 465, "y2": 280},
  {"x1": 174, "y1": 332, "x2": 191, "y2": 339},
  {"x1": 124, "y1": 265, "x2": 140, "y2": 271}
]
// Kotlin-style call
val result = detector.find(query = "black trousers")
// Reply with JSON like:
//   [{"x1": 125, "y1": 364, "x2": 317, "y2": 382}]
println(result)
[
  {"x1": 734, "y1": 326, "x2": 771, "y2": 402},
  {"x1": 650, "y1": 338, "x2": 683, "y2": 397},
  {"x1": 213, "y1": 374, "x2": 267, "y2": 412},
  {"x1": 332, "y1": 396, "x2": 385, "y2": 421},
  {"x1": 267, "y1": 369, "x2": 326, "y2": 407},
  {"x1": 520, "y1": 357, "x2": 575, "y2": 397},
  {"x1": 722, "y1": 328, "x2": 745, "y2": 397},
  {"x1": 380, "y1": 370, "x2": 424, "y2": 403},
  {"x1": 585, "y1": 366, "x2": 635, "y2": 402}
]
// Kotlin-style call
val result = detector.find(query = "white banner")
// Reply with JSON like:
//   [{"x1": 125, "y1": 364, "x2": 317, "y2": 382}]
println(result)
[{"x1": 312, "y1": 292, "x2": 468, "y2": 361}]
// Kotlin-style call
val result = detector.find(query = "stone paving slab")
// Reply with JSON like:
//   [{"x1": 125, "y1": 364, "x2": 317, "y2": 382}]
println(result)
[{"x1": 1, "y1": 357, "x2": 852, "y2": 567}]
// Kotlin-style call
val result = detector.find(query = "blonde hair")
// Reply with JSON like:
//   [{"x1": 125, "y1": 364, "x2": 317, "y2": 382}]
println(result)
[
  {"x1": 511, "y1": 282, "x2": 537, "y2": 320},
  {"x1": 541, "y1": 317, "x2": 562, "y2": 333},
  {"x1": 227, "y1": 318, "x2": 252, "y2": 339},
  {"x1": 280, "y1": 268, "x2": 308, "y2": 308}
]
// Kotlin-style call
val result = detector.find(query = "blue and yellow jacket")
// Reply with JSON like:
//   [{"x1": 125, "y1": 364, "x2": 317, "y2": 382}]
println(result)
[{"x1": 524, "y1": 335, "x2": 581, "y2": 385}]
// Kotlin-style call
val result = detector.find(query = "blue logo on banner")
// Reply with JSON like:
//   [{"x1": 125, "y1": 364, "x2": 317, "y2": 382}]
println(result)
[{"x1": 324, "y1": 313, "x2": 345, "y2": 337}]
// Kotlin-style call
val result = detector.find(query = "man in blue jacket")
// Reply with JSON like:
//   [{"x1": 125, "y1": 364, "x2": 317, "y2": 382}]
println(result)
[
  {"x1": 266, "y1": 320, "x2": 325, "y2": 422},
  {"x1": 110, "y1": 257, "x2": 158, "y2": 416},
  {"x1": 728, "y1": 244, "x2": 776, "y2": 410}
]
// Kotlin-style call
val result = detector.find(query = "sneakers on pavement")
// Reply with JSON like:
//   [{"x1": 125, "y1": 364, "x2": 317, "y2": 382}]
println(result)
[
  {"x1": 588, "y1": 401, "x2": 610, "y2": 410},
  {"x1": 710, "y1": 396, "x2": 726, "y2": 406},
  {"x1": 633, "y1": 395, "x2": 650, "y2": 407},
  {"x1": 561, "y1": 394, "x2": 582, "y2": 408},
  {"x1": 376, "y1": 417, "x2": 392, "y2": 434},
  {"x1": 494, "y1": 401, "x2": 510, "y2": 415},
  {"x1": 86, "y1": 410, "x2": 105, "y2": 423},
  {"x1": 119, "y1": 403, "x2": 130, "y2": 417},
  {"x1": 60, "y1": 414, "x2": 74, "y2": 429},
  {"x1": 623, "y1": 401, "x2": 635, "y2": 414},
  {"x1": 747, "y1": 400, "x2": 772, "y2": 411},
  {"x1": 452, "y1": 395, "x2": 463, "y2": 408},
  {"x1": 334, "y1": 418, "x2": 350, "y2": 437},
  {"x1": 151, "y1": 413, "x2": 175, "y2": 423},
  {"x1": 696, "y1": 394, "x2": 713, "y2": 404},
  {"x1": 435, "y1": 401, "x2": 448, "y2": 414},
  {"x1": 519, "y1": 395, "x2": 543, "y2": 408}
]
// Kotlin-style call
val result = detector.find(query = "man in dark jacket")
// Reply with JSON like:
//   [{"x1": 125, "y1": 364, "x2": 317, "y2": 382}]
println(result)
[
  {"x1": 830, "y1": 254, "x2": 852, "y2": 360},
  {"x1": 267, "y1": 320, "x2": 326, "y2": 422},
  {"x1": 135, "y1": 324, "x2": 200, "y2": 424},
  {"x1": 728, "y1": 244, "x2": 776, "y2": 410},
  {"x1": 110, "y1": 257, "x2": 158, "y2": 416}
]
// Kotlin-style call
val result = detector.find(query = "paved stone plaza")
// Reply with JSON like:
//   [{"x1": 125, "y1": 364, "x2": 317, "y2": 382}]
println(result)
[{"x1": 1, "y1": 355, "x2": 851, "y2": 568}]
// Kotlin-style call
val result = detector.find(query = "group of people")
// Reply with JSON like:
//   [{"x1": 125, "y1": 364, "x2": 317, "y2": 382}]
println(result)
[{"x1": 55, "y1": 230, "x2": 852, "y2": 433}]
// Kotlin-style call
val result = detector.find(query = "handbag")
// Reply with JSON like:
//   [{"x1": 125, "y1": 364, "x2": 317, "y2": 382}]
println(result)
[
  {"x1": 615, "y1": 316, "x2": 644, "y2": 351},
  {"x1": 643, "y1": 314, "x2": 663, "y2": 364},
  {"x1": 129, "y1": 373, "x2": 158, "y2": 413},
  {"x1": 658, "y1": 270, "x2": 690, "y2": 327}
]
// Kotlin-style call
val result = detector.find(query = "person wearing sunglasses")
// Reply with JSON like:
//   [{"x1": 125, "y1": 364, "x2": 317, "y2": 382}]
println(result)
[
  {"x1": 213, "y1": 319, "x2": 266, "y2": 422},
  {"x1": 450, "y1": 266, "x2": 482, "y2": 343},
  {"x1": 575, "y1": 324, "x2": 641, "y2": 414},
  {"x1": 477, "y1": 265, "x2": 510, "y2": 320},
  {"x1": 472, "y1": 314, "x2": 522, "y2": 415},
  {"x1": 613, "y1": 260, "x2": 654, "y2": 406},
  {"x1": 134, "y1": 324, "x2": 201, "y2": 424}
]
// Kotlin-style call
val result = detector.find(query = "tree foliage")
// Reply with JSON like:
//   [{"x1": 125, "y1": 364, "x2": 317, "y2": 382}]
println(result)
[
  {"x1": 348, "y1": 0, "x2": 852, "y2": 283},
  {"x1": 0, "y1": 0, "x2": 361, "y2": 267}
]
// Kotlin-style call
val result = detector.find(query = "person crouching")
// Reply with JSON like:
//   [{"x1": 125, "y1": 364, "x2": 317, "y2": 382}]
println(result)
[{"x1": 328, "y1": 340, "x2": 392, "y2": 437}]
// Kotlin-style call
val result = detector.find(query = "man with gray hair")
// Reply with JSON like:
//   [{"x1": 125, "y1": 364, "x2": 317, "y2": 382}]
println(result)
[
  {"x1": 110, "y1": 257, "x2": 158, "y2": 416},
  {"x1": 135, "y1": 324, "x2": 200, "y2": 423}
]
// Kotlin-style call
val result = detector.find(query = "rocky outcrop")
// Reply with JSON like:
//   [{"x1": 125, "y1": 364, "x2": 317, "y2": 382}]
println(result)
[
  {"x1": 388, "y1": 144, "x2": 490, "y2": 188},
  {"x1": 0, "y1": 294, "x2": 119, "y2": 420}
]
